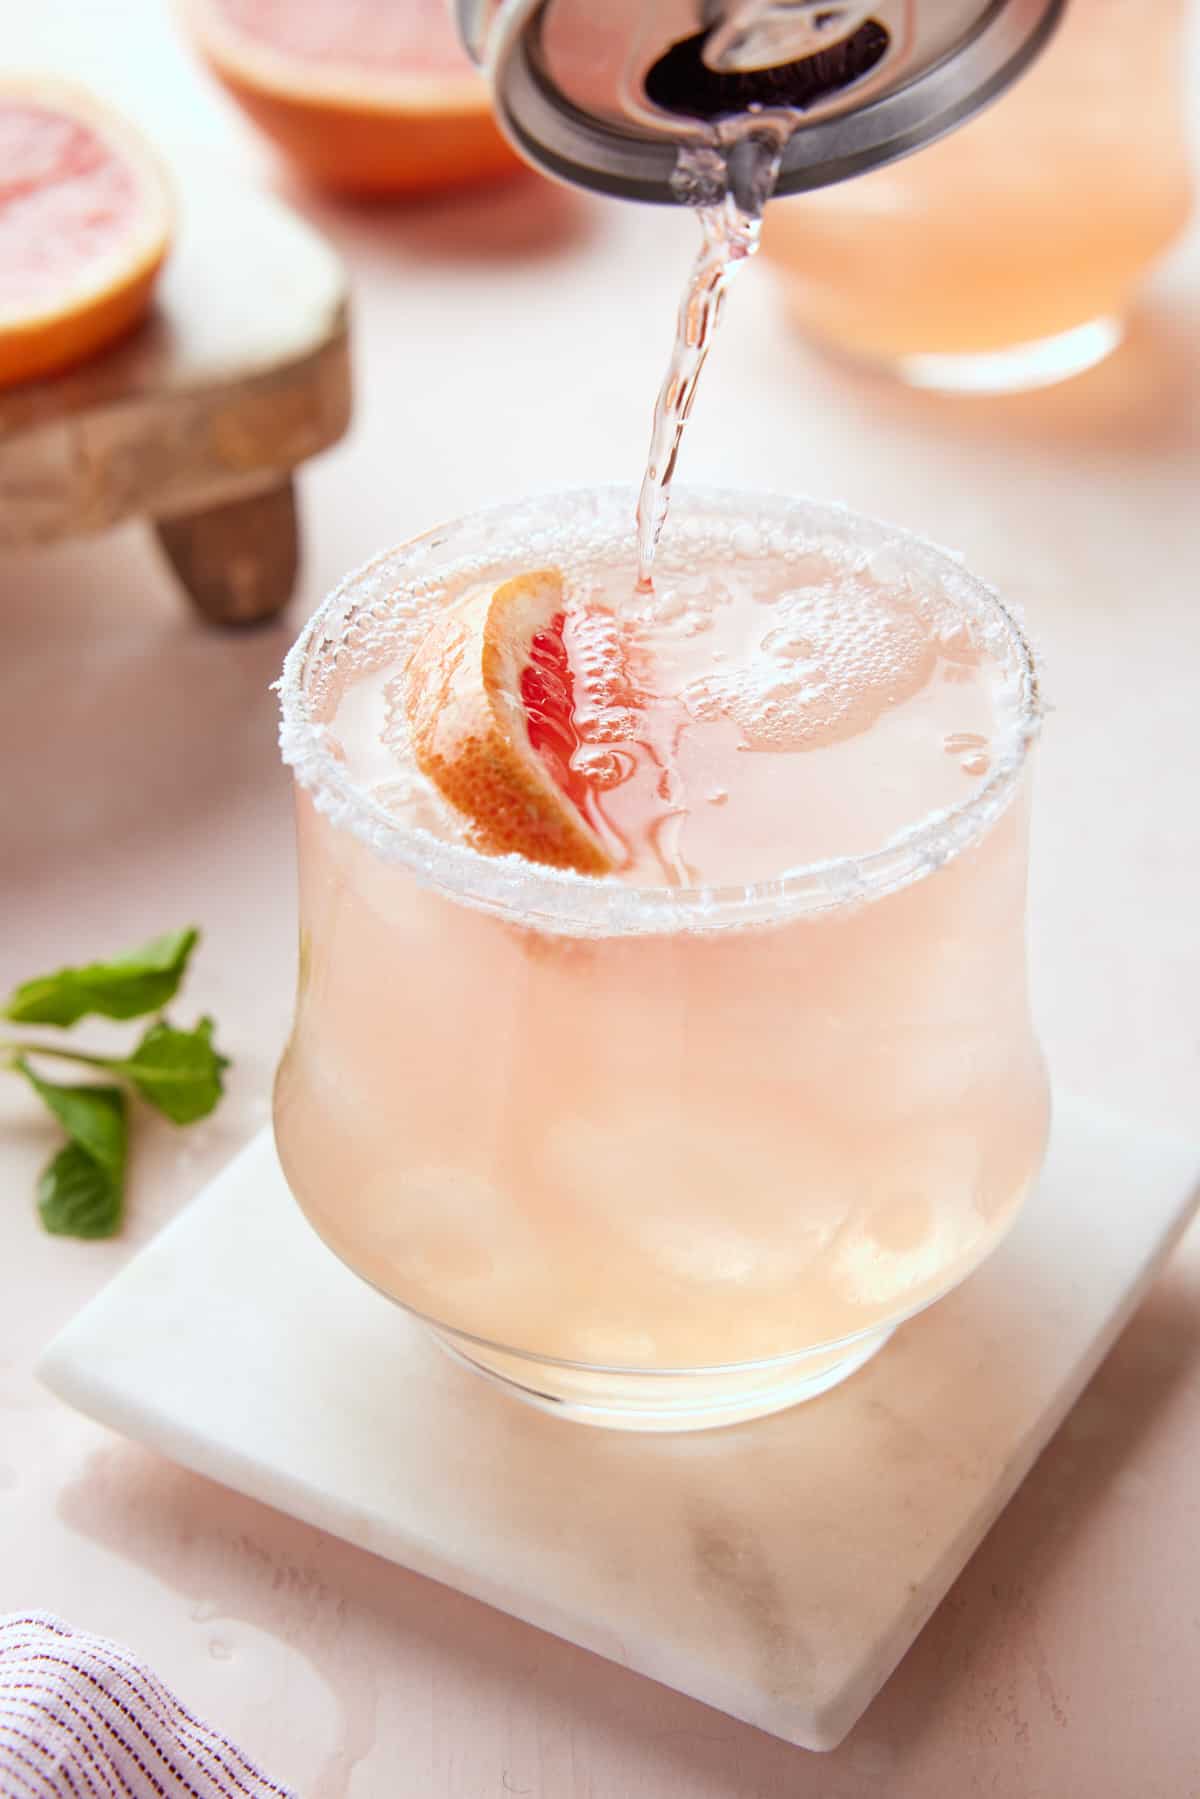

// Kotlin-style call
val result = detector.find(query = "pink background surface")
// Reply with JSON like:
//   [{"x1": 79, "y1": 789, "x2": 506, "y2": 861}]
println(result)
[{"x1": 3, "y1": 4, "x2": 1200, "y2": 1793}]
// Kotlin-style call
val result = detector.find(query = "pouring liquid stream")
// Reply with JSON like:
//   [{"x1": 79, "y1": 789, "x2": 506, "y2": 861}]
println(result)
[
  {"x1": 635, "y1": 123, "x2": 789, "y2": 591},
  {"x1": 624, "y1": 122, "x2": 789, "y2": 883}
]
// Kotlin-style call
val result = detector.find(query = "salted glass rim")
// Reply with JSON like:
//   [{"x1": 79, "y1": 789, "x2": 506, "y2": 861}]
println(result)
[{"x1": 277, "y1": 485, "x2": 1042, "y2": 935}]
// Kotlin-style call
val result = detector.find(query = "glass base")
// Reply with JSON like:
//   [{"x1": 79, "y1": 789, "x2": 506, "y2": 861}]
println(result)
[
  {"x1": 884, "y1": 316, "x2": 1124, "y2": 395},
  {"x1": 431, "y1": 1323, "x2": 895, "y2": 1432}
]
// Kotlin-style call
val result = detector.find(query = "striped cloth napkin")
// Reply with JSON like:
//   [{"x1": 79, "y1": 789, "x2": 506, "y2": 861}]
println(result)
[{"x1": 0, "y1": 1615, "x2": 295, "y2": 1799}]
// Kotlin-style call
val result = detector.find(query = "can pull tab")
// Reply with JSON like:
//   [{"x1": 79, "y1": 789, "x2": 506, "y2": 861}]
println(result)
[
  {"x1": 644, "y1": 11, "x2": 893, "y2": 123},
  {"x1": 702, "y1": 1, "x2": 879, "y2": 74}
]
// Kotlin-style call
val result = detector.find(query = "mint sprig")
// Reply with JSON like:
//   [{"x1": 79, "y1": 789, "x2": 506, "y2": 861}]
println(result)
[
  {"x1": 17, "y1": 1065, "x2": 128, "y2": 1238},
  {"x1": 118, "y1": 1017, "x2": 229, "y2": 1125},
  {"x1": 3, "y1": 929, "x2": 229, "y2": 1239},
  {"x1": 38, "y1": 1140, "x2": 125, "y2": 1239},
  {"x1": 3, "y1": 928, "x2": 198, "y2": 1027}
]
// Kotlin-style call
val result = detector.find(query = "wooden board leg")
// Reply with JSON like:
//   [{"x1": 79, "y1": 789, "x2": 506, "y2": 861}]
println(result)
[{"x1": 154, "y1": 479, "x2": 300, "y2": 626}]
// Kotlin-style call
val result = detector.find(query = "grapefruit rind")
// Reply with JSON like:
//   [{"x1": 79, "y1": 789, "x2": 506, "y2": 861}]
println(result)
[
  {"x1": 405, "y1": 570, "x2": 613, "y2": 876},
  {"x1": 181, "y1": 0, "x2": 522, "y2": 196},
  {"x1": 0, "y1": 78, "x2": 172, "y2": 390}
]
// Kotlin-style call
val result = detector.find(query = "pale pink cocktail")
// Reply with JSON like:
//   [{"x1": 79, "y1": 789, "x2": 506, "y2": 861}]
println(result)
[{"x1": 276, "y1": 487, "x2": 1048, "y2": 1429}]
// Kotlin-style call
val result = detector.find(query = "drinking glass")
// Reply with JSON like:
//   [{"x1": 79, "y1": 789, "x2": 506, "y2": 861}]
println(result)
[
  {"x1": 761, "y1": 0, "x2": 1196, "y2": 391},
  {"x1": 274, "y1": 488, "x2": 1049, "y2": 1430}
]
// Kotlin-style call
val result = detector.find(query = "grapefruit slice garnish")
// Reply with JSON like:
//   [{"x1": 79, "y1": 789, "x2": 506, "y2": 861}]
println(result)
[
  {"x1": 0, "y1": 80, "x2": 172, "y2": 390},
  {"x1": 405, "y1": 570, "x2": 614, "y2": 876},
  {"x1": 181, "y1": 0, "x2": 522, "y2": 197}
]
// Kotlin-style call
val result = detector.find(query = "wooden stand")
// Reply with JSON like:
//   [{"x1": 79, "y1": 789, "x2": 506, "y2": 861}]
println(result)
[{"x1": 0, "y1": 174, "x2": 350, "y2": 625}]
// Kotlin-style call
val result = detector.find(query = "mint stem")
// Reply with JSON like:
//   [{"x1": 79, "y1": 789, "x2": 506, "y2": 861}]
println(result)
[{"x1": 1, "y1": 1040, "x2": 119, "y2": 1074}]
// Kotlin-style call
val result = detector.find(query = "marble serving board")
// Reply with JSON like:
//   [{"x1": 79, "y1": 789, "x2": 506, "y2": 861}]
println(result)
[{"x1": 37, "y1": 1098, "x2": 1200, "y2": 1752}]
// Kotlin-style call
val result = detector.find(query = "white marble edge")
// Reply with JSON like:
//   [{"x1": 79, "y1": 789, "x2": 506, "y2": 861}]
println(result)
[
  {"x1": 33, "y1": 1098, "x2": 1200, "y2": 1753},
  {"x1": 823, "y1": 1133, "x2": 1200, "y2": 1749}
]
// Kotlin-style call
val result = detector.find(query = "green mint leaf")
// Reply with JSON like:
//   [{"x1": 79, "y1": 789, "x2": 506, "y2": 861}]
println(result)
[
  {"x1": 17, "y1": 1063, "x2": 128, "y2": 1240},
  {"x1": 17, "y1": 1062, "x2": 127, "y2": 1177},
  {"x1": 118, "y1": 1016, "x2": 230, "y2": 1125},
  {"x1": 38, "y1": 1141, "x2": 123, "y2": 1238},
  {"x1": 3, "y1": 927, "x2": 200, "y2": 1027}
]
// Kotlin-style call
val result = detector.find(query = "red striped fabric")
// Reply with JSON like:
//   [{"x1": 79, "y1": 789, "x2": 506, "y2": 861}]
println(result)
[{"x1": 0, "y1": 1617, "x2": 295, "y2": 1799}]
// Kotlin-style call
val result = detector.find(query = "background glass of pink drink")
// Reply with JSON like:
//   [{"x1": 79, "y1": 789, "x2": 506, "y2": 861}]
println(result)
[
  {"x1": 761, "y1": 0, "x2": 1195, "y2": 391},
  {"x1": 275, "y1": 488, "x2": 1049, "y2": 1430}
]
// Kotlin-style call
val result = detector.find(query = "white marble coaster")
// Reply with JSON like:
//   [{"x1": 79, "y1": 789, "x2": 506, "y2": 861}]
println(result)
[{"x1": 37, "y1": 1098, "x2": 1199, "y2": 1752}]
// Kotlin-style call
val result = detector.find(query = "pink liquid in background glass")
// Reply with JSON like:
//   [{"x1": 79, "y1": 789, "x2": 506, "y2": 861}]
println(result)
[{"x1": 761, "y1": 0, "x2": 1195, "y2": 364}]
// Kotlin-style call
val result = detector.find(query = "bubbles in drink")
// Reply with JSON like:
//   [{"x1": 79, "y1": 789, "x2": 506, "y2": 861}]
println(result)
[
  {"x1": 730, "y1": 522, "x2": 763, "y2": 557},
  {"x1": 759, "y1": 625, "x2": 817, "y2": 660},
  {"x1": 634, "y1": 580, "x2": 721, "y2": 638},
  {"x1": 576, "y1": 708, "x2": 640, "y2": 743},
  {"x1": 572, "y1": 745, "x2": 634, "y2": 788},
  {"x1": 313, "y1": 489, "x2": 1029, "y2": 888},
  {"x1": 682, "y1": 575, "x2": 935, "y2": 751},
  {"x1": 567, "y1": 605, "x2": 644, "y2": 745}
]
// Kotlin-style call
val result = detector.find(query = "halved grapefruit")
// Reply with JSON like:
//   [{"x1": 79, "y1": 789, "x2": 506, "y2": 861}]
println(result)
[
  {"x1": 0, "y1": 80, "x2": 172, "y2": 391},
  {"x1": 181, "y1": 0, "x2": 523, "y2": 197},
  {"x1": 405, "y1": 569, "x2": 613, "y2": 875}
]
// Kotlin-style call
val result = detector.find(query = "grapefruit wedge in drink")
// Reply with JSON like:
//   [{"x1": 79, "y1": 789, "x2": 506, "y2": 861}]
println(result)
[{"x1": 405, "y1": 570, "x2": 613, "y2": 875}]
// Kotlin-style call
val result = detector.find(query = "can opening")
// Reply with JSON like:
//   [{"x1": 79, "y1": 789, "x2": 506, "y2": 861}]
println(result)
[{"x1": 643, "y1": 18, "x2": 890, "y2": 120}]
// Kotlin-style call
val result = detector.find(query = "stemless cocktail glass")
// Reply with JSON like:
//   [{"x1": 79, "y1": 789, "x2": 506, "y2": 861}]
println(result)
[
  {"x1": 761, "y1": 0, "x2": 1195, "y2": 391},
  {"x1": 275, "y1": 488, "x2": 1049, "y2": 1431}
]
